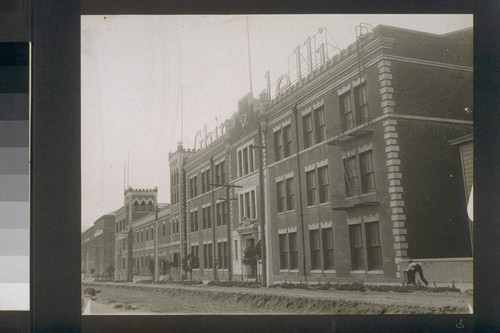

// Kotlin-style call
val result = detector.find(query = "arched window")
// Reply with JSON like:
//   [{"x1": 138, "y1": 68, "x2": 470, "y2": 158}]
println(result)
[
  {"x1": 133, "y1": 201, "x2": 139, "y2": 211},
  {"x1": 148, "y1": 201, "x2": 154, "y2": 211},
  {"x1": 140, "y1": 201, "x2": 146, "y2": 211}
]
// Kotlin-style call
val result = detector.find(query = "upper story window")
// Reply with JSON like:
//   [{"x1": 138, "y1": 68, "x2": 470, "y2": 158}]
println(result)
[
  {"x1": 314, "y1": 106, "x2": 326, "y2": 144},
  {"x1": 359, "y1": 150, "x2": 376, "y2": 194},
  {"x1": 303, "y1": 104, "x2": 326, "y2": 149},
  {"x1": 189, "y1": 176, "x2": 198, "y2": 199},
  {"x1": 276, "y1": 177, "x2": 295, "y2": 213},
  {"x1": 237, "y1": 141, "x2": 255, "y2": 178},
  {"x1": 201, "y1": 168, "x2": 210, "y2": 194},
  {"x1": 340, "y1": 92, "x2": 354, "y2": 131},
  {"x1": 239, "y1": 188, "x2": 257, "y2": 220},
  {"x1": 344, "y1": 156, "x2": 358, "y2": 197},
  {"x1": 274, "y1": 124, "x2": 292, "y2": 162},
  {"x1": 170, "y1": 168, "x2": 180, "y2": 205},
  {"x1": 355, "y1": 83, "x2": 369, "y2": 124},
  {"x1": 214, "y1": 160, "x2": 226, "y2": 186},
  {"x1": 202, "y1": 206, "x2": 212, "y2": 230},
  {"x1": 306, "y1": 164, "x2": 330, "y2": 206},
  {"x1": 190, "y1": 210, "x2": 199, "y2": 232},
  {"x1": 274, "y1": 130, "x2": 283, "y2": 161},
  {"x1": 216, "y1": 201, "x2": 228, "y2": 226},
  {"x1": 303, "y1": 113, "x2": 313, "y2": 149}
]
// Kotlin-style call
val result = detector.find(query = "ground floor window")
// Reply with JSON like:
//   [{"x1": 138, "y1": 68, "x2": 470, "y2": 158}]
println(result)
[
  {"x1": 309, "y1": 230, "x2": 320, "y2": 270},
  {"x1": 322, "y1": 228, "x2": 334, "y2": 270},
  {"x1": 279, "y1": 234, "x2": 288, "y2": 269},
  {"x1": 349, "y1": 222, "x2": 383, "y2": 271},
  {"x1": 349, "y1": 224, "x2": 364, "y2": 270},
  {"x1": 203, "y1": 243, "x2": 213, "y2": 269},
  {"x1": 279, "y1": 232, "x2": 298, "y2": 270},
  {"x1": 366, "y1": 222, "x2": 382, "y2": 270}
]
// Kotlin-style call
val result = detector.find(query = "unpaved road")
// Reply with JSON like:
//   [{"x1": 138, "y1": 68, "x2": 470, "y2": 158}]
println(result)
[{"x1": 82, "y1": 282, "x2": 472, "y2": 315}]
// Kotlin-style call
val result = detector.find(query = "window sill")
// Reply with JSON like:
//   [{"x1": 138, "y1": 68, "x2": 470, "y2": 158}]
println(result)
[
  {"x1": 367, "y1": 269, "x2": 384, "y2": 275},
  {"x1": 350, "y1": 270, "x2": 366, "y2": 274}
]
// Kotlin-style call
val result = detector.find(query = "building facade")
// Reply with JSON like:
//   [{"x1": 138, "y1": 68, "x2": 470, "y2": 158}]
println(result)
[{"x1": 82, "y1": 25, "x2": 472, "y2": 285}]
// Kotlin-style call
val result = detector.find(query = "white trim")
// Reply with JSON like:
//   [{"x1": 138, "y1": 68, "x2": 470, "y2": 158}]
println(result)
[
  {"x1": 363, "y1": 214, "x2": 379, "y2": 223},
  {"x1": 320, "y1": 221, "x2": 333, "y2": 229},
  {"x1": 301, "y1": 106, "x2": 312, "y2": 116},
  {"x1": 347, "y1": 216, "x2": 361, "y2": 225},
  {"x1": 312, "y1": 99, "x2": 325, "y2": 110},
  {"x1": 287, "y1": 226, "x2": 297, "y2": 233},
  {"x1": 308, "y1": 223, "x2": 319, "y2": 230},
  {"x1": 358, "y1": 143, "x2": 373, "y2": 154},
  {"x1": 316, "y1": 159, "x2": 328, "y2": 168},
  {"x1": 337, "y1": 83, "x2": 351, "y2": 95}
]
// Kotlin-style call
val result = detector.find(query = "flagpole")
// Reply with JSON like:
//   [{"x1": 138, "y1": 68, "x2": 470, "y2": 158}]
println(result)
[{"x1": 246, "y1": 15, "x2": 253, "y2": 97}]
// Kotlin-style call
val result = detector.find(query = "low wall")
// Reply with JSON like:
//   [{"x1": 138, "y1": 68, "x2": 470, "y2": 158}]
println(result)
[{"x1": 399, "y1": 257, "x2": 472, "y2": 285}]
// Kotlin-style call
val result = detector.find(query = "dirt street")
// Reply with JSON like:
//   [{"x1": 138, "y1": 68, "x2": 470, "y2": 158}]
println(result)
[{"x1": 82, "y1": 282, "x2": 472, "y2": 315}]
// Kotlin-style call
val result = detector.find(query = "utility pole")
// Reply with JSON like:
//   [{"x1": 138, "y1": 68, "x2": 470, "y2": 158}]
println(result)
[
  {"x1": 154, "y1": 204, "x2": 159, "y2": 283},
  {"x1": 292, "y1": 103, "x2": 308, "y2": 282},
  {"x1": 209, "y1": 181, "x2": 242, "y2": 282}
]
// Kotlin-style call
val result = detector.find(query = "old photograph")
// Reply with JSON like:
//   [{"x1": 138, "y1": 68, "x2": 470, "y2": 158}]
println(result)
[{"x1": 81, "y1": 14, "x2": 473, "y2": 315}]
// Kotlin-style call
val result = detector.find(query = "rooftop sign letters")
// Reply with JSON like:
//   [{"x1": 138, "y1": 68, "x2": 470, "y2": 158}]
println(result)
[{"x1": 265, "y1": 29, "x2": 330, "y2": 100}]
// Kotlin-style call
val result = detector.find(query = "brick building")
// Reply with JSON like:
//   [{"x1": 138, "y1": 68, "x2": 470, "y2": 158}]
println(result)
[
  {"x1": 82, "y1": 24, "x2": 472, "y2": 285},
  {"x1": 81, "y1": 214, "x2": 114, "y2": 280}
]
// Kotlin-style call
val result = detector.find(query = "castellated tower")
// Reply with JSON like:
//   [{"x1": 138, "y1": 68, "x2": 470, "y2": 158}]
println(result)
[{"x1": 124, "y1": 186, "x2": 158, "y2": 225}]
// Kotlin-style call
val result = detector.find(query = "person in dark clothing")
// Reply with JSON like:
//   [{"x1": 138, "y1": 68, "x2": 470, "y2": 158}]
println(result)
[{"x1": 405, "y1": 260, "x2": 429, "y2": 285}]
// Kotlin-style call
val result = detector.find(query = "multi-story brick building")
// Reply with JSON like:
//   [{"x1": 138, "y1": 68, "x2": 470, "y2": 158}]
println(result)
[
  {"x1": 83, "y1": 24, "x2": 472, "y2": 285},
  {"x1": 81, "y1": 214, "x2": 114, "y2": 280},
  {"x1": 262, "y1": 24, "x2": 472, "y2": 283}
]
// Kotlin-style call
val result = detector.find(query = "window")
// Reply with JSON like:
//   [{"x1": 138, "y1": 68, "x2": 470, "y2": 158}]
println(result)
[
  {"x1": 162, "y1": 222, "x2": 166, "y2": 237},
  {"x1": 279, "y1": 234, "x2": 288, "y2": 269},
  {"x1": 276, "y1": 181, "x2": 285, "y2": 213},
  {"x1": 216, "y1": 202, "x2": 222, "y2": 227},
  {"x1": 235, "y1": 240, "x2": 238, "y2": 260},
  {"x1": 239, "y1": 189, "x2": 257, "y2": 220},
  {"x1": 201, "y1": 169, "x2": 210, "y2": 193},
  {"x1": 237, "y1": 143, "x2": 255, "y2": 177},
  {"x1": 366, "y1": 222, "x2": 382, "y2": 270},
  {"x1": 318, "y1": 166, "x2": 329, "y2": 204},
  {"x1": 189, "y1": 176, "x2": 198, "y2": 199},
  {"x1": 274, "y1": 130, "x2": 283, "y2": 161},
  {"x1": 322, "y1": 228, "x2": 334, "y2": 269},
  {"x1": 306, "y1": 170, "x2": 317, "y2": 206},
  {"x1": 171, "y1": 168, "x2": 180, "y2": 205},
  {"x1": 202, "y1": 206, "x2": 212, "y2": 230},
  {"x1": 214, "y1": 160, "x2": 225, "y2": 186},
  {"x1": 190, "y1": 211, "x2": 198, "y2": 232},
  {"x1": 289, "y1": 232, "x2": 298, "y2": 269},
  {"x1": 191, "y1": 245, "x2": 199, "y2": 261},
  {"x1": 310, "y1": 230, "x2": 320, "y2": 270},
  {"x1": 355, "y1": 83, "x2": 369, "y2": 124},
  {"x1": 340, "y1": 92, "x2": 354, "y2": 131},
  {"x1": 275, "y1": 125, "x2": 292, "y2": 162},
  {"x1": 283, "y1": 125, "x2": 292, "y2": 157},
  {"x1": 203, "y1": 243, "x2": 213, "y2": 269},
  {"x1": 216, "y1": 201, "x2": 228, "y2": 227},
  {"x1": 217, "y1": 241, "x2": 228, "y2": 269},
  {"x1": 349, "y1": 224, "x2": 364, "y2": 270},
  {"x1": 360, "y1": 150, "x2": 376, "y2": 194},
  {"x1": 344, "y1": 156, "x2": 358, "y2": 197},
  {"x1": 277, "y1": 177, "x2": 295, "y2": 213},
  {"x1": 220, "y1": 161, "x2": 225, "y2": 185},
  {"x1": 303, "y1": 113, "x2": 313, "y2": 149},
  {"x1": 286, "y1": 178, "x2": 295, "y2": 211},
  {"x1": 314, "y1": 106, "x2": 326, "y2": 143}
]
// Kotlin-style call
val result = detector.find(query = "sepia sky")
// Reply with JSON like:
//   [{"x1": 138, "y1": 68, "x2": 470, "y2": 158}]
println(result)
[{"x1": 81, "y1": 14, "x2": 472, "y2": 231}]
